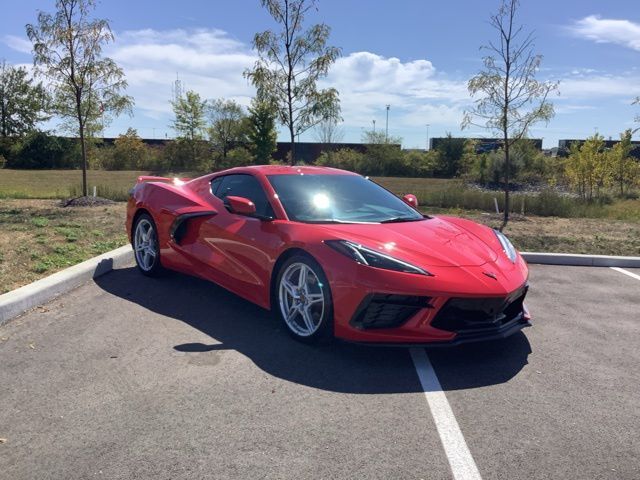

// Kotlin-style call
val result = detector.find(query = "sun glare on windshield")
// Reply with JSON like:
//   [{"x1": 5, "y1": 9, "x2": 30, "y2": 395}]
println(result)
[{"x1": 268, "y1": 174, "x2": 424, "y2": 224}]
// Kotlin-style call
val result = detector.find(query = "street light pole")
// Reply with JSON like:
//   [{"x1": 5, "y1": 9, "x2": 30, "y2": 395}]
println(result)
[
  {"x1": 426, "y1": 124, "x2": 430, "y2": 151},
  {"x1": 372, "y1": 119, "x2": 376, "y2": 133},
  {"x1": 385, "y1": 105, "x2": 390, "y2": 141}
]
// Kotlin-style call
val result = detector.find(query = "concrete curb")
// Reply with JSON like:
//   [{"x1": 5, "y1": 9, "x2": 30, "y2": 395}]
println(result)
[
  {"x1": 521, "y1": 252, "x2": 640, "y2": 268},
  {"x1": 0, "y1": 245, "x2": 133, "y2": 326}
]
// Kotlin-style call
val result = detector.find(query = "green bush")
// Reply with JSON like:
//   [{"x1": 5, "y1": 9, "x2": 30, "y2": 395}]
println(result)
[
  {"x1": 316, "y1": 148, "x2": 365, "y2": 171},
  {"x1": 222, "y1": 147, "x2": 254, "y2": 168},
  {"x1": 7, "y1": 132, "x2": 78, "y2": 169}
]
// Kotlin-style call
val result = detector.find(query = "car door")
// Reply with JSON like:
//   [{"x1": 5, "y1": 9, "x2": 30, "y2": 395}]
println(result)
[{"x1": 191, "y1": 173, "x2": 284, "y2": 308}]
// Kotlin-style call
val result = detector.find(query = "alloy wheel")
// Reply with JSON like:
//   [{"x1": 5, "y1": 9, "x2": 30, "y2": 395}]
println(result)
[{"x1": 278, "y1": 262, "x2": 325, "y2": 337}]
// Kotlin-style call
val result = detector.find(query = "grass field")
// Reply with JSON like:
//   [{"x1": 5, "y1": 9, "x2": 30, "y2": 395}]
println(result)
[
  {"x1": 0, "y1": 169, "x2": 151, "y2": 200},
  {"x1": 0, "y1": 199, "x2": 127, "y2": 294},
  {"x1": 4, "y1": 170, "x2": 636, "y2": 220},
  {"x1": 0, "y1": 170, "x2": 460, "y2": 201}
]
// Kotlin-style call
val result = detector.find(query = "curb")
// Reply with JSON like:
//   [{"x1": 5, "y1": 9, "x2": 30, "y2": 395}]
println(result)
[
  {"x1": 0, "y1": 245, "x2": 133, "y2": 326},
  {"x1": 521, "y1": 252, "x2": 640, "y2": 268}
]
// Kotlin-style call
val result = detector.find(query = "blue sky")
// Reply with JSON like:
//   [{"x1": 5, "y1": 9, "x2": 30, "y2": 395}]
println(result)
[{"x1": 2, "y1": 0, "x2": 640, "y2": 148}]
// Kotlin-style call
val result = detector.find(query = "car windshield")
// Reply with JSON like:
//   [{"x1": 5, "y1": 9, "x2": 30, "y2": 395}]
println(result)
[{"x1": 267, "y1": 174, "x2": 425, "y2": 224}]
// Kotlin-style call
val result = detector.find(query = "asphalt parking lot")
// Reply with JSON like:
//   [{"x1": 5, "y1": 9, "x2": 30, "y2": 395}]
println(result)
[{"x1": 0, "y1": 264, "x2": 638, "y2": 479}]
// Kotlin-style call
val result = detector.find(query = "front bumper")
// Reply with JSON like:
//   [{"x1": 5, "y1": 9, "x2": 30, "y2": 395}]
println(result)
[
  {"x1": 322, "y1": 247, "x2": 531, "y2": 345},
  {"x1": 345, "y1": 316, "x2": 531, "y2": 348}
]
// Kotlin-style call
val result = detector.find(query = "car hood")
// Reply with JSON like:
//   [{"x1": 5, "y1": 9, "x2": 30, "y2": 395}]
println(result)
[{"x1": 316, "y1": 217, "x2": 498, "y2": 267}]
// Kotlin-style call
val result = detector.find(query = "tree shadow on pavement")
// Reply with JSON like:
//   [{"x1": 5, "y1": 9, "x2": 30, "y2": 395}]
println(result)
[{"x1": 95, "y1": 267, "x2": 531, "y2": 394}]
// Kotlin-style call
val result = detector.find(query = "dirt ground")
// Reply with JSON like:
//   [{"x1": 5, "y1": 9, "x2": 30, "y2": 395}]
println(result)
[{"x1": 0, "y1": 199, "x2": 127, "y2": 293}]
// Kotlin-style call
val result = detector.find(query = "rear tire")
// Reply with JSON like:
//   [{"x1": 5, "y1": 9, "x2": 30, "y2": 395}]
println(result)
[
  {"x1": 274, "y1": 254, "x2": 333, "y2": 343},
  {"x1": 133, "y1": 213, "x2": 163, "y2": 277}
]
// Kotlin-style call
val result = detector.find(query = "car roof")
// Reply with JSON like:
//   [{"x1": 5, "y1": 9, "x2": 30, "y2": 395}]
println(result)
[{"x1": 214, "y1": 165, "x2": 360, "y2": 176}]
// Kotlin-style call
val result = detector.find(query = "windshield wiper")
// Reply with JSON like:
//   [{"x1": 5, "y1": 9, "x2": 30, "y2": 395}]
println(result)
[
  {"x1": 379, "y1": 216, "x2": 424, "y2": 224},
  {"x1": 304, "y1": 218, "x2": 378, "y2": 224}
]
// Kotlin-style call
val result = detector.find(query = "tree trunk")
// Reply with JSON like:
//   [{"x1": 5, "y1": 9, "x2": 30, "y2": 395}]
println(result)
[
  {"x1": 79, "y1": 122, "x2": 88, "y2": 197},
  {"x1": 1, "y1": 98, "x2": 6, "y2": 137},
  {"x1": 501, "y1": 137, "x2": 510, "y2": 231},
  {"x1": 289, "y1": 124, "x2": 295, "y2": 166}
]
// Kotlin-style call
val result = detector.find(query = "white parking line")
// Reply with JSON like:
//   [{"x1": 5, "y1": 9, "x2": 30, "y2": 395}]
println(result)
[
  {"x1": 610, "y1": 267, "x2": 640, "y2": 282},
  {"x1": 410, "y1": 348, "x2": 482, "y2": 480}
]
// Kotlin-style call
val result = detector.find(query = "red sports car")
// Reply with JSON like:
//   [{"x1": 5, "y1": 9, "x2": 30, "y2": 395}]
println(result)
[{"x1": 126, "y1": 165, "x2": 530, "y2": 345}]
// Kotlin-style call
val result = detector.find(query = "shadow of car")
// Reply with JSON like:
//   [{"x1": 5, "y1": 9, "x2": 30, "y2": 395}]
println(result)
[{"x1": 95, "y1": 267, "x2": 532, "y2": 394}]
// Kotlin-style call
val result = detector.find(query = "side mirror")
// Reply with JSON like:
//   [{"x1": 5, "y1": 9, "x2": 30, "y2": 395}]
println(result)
[
  {"x1": 402, "y1": 194, "x2": 419, "y2": 208},
  {"x1": 226, "y1": 196, "x2": 257, "y2": 216}
]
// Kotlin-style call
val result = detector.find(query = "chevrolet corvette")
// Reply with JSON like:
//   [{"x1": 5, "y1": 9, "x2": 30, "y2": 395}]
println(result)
[{"x1": 126, "y1": 165, "x2": 530, "y2": 345}]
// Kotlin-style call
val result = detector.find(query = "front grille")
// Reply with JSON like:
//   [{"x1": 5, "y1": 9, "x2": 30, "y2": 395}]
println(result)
[
  {"x1": 431, "y1": 284, "x2": 528, "y2": 333},
  {"x1": 351, "y1": 294, "x2": 432, "y2": 329}
]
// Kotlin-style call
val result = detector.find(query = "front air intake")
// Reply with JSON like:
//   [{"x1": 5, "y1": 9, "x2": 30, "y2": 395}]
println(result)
[{"x1": 350, "y1": 294, "x2": 433, "y2": 329}]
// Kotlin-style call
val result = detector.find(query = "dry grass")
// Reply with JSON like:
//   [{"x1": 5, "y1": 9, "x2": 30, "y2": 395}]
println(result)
[
  {"x1": 0, "y1": 199, "x2": 127, "y2": 293},
  {"x1": 0, "y1": 169, "x2": 150, "y2": 199},
  {"x1": 372, "y1": 176, "x2": 459, "y2": 196}
]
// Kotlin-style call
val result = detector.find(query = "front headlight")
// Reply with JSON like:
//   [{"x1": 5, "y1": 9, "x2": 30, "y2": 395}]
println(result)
[
  {"x1": 324, "y1": 240, "x2": 432, "y2": 276},
  {"x1": 494, "y1": 230, "x2": 517, "y2": 263}
]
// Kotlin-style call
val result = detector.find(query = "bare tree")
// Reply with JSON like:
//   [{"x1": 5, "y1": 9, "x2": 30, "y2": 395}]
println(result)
[
  {"x1": 27, "y1": 0, "x2": 132, "y2": 197},
  {"x1": 245, "y1": 0, "x2": 341, "y2": 165},
  {"x1": 463, "y1": 0, "x2": 558, "y2": 229},
  {"x1": 313, "y1": 118, "x2": 344, "y2": 144}
]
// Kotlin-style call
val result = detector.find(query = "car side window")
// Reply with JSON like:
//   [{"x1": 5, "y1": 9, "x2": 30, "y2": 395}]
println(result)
[
  {"x1": 211, "y1": 176, "x2": 224, "y2": 196},
  {"x1": 215, "y1": 174, "x2": 275, "y2": 219}
]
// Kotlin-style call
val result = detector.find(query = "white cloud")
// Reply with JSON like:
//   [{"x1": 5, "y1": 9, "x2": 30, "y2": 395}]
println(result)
[
  {"x1": 3, "y1": 35, "x2": 32, "y2": 54},
  {"x1": 559, "y1": 74, "x2": 640, "y2": 99},
  {"x1": 324, "y1": 51, "x2": 469, "y2": 130},
  {"x1": 108, "y1": 28, "x2": 257, "y2": 119},
  {"x1": 103, "y1": 29, "x2": 471, "y2": 137},
  {"x1": 4, "y1": 27, "x2": 471, "y2": 139},
  {"x1": 568, "y1": 15, "x2": 640, "y2": 51}
]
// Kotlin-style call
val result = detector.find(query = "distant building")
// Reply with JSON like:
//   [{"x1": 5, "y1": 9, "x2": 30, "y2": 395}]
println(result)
[
  {"x1": 101, "y1": 137, "x2": 167, "y2": 148},
  {"x1": 558, "y1": 139, "x2": 640, "y2": 159},
  {"x1": 429, "y1": 137, "x2": 543, "y2": 153}
]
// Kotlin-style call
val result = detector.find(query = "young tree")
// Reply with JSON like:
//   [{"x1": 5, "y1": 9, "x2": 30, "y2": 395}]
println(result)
[
  {"x1": 110, "y1": 127, "x2": 148, "y2": 170},
  {"x1": 361, "y1": 130, "x2": 404, "y2": 176},
  {"x1": 434, "y1": 133, "x2": 465, "y2": 177},
  {"x1": 208, "y1": 98, "x2": 246, "y2": 166},
  {"x1": 463, "y1": 0, "x2": 558, "y2": 229},
  {"x1": 246, "y1": 98, "x2": 277, "y2": 164},
  {"x1": 26, "y1": 0, "x2": 132, "y2": 197},
  {"x1": 245, "y1": 0, "x2": 341, "y2": 165},
  {"x1": 610, "y1": 129, "x2": 639, "y2": 197},
  {"x1": 171, "y1": 90, "x2": 207, "y2": 169},
  {"x1": 565, "y1": 135, "x2": 606, "y2": 201},
  {"x1": 314, "y1": 118, "x2": 344, "y2": 145},
  {"x1": 313, "y1": 118, "x2": 344, "y2": 163},
  {"x1": 0, "y1": 61, "x2": 49, "y2": 137}
]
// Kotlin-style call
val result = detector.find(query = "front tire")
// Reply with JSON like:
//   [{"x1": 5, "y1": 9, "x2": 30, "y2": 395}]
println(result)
[
  {"x1": 133, "y1": 213, "x2": 162, "y2": 277},
  {"x1": 275, "y1": 254, "x2": 333, "y2": 343}
]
